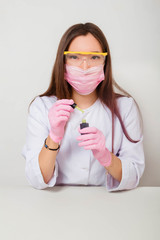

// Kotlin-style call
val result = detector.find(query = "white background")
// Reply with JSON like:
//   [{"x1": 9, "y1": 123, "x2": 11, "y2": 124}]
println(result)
[{"x1": 0, "y1": 0, "x2": 160, "y2": 187}]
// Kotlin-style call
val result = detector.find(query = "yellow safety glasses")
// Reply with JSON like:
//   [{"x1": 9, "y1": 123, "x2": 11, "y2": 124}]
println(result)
[
  {"x1": 64, "y1": 51, "x2": 108, "y2": 56},
  {"x1": 64, "y1": 51, "x2": 108, "y2": 67}
]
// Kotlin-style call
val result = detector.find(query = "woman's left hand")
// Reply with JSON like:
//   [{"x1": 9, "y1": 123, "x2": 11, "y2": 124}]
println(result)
[{"x1": 77, "y1": 127, "x2": 112, "y2": 167}]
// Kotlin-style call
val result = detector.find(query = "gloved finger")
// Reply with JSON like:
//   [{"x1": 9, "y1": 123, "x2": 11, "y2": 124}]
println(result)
[
  {"x1": 56, "y1": 110, "x2": 71, "y2": 118},
  {"x1": 55, "y1": 99, "x2": 74, "y2": 106},
  {"x1": 55, "y1": 104, "x2": 74, "y2": 113},
  {"x1": 57, "y1": 116, "x2": 69, "y2": 123},
  {"x1": 78, "y1": 139, "x2": 96, "y2": 147},
  {"x1": 77, "y1": 133, "x2": 97, "y2": 142},
  {"x1": 78, "y1": 126, "x2": 98, "y2": 135},
  {"x1": 49, "y1": 104, "x2": 73, "y2": 117}
]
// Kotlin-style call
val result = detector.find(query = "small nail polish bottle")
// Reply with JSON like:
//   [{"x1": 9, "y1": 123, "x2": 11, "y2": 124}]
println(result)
[{"x1": 80, "y1": 119, "x2": 89, "y2": 135}]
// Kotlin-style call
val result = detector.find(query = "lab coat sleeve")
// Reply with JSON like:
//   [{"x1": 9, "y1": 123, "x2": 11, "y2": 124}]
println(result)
[
  {"x1": 106, "y1": 98, "x2": 145, "y2": 192},
  {"x1": 22, "y1": 97, "x2": 58, "y2": 189}
]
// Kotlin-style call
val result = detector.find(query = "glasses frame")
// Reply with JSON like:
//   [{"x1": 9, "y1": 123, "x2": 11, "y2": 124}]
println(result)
[{"x1": 64, "y1": 51, "x2": 108, "y2": 56}]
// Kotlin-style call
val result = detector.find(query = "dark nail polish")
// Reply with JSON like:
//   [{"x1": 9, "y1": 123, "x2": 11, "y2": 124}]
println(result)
[
  {"x1": 80, "y1": 120, "x2": 89, "y2": 135},
  {"x1": 70, "y1": 103, "x2": 77, "y2": 109}
]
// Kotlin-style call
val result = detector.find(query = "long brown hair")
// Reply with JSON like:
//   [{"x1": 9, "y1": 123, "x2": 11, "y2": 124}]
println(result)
[{"x1": 38, "y1": 22, "x2": 141, "y2": 153}]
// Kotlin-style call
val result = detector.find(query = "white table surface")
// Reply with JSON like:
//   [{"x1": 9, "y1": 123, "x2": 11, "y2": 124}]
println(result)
[{"x1": 0, "y1": 185, "x2": 160, "y2": 240}]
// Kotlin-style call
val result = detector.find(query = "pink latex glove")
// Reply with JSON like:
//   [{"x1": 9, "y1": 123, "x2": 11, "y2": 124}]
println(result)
[
  {"x1": 77, "y1": 127, "x2": 112, "y2": 167},
  {"x1": 48, "y1": 99, "x2": 74, "y2": 143}
]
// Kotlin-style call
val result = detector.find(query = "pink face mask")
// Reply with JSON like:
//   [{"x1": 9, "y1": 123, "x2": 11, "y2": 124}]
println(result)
[{"x1": 64, "y1": 64, "x2": 105, "y2": 95}]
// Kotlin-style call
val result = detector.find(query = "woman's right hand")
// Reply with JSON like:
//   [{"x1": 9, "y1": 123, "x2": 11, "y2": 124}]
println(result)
[{"x1": 48, "y1": 99, "x2": 74, "y2": 143}]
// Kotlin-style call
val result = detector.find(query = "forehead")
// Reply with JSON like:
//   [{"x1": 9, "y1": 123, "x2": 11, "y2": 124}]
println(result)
[{"x1": 68, "y1": 33, "x2": 103, "y2": 52}]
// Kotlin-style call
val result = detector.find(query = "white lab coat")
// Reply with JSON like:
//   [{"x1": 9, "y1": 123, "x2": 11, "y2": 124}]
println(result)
[{"x1": 22, "y1": 96, "x2": 145, "y2": 191}]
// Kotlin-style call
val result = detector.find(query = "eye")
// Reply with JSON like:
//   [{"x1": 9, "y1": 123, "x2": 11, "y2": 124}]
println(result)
[
  {"x1": 91, "y1": 55, "x2": 100, "y2": 60},
  {"x1": 68, "y1": 54, "x2": 79, "y2": 60}
]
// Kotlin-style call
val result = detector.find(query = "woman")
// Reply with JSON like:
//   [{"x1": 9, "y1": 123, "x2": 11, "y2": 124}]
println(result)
[{"x1": 22, "y1": 22, "x2": 145, "y2": 191}]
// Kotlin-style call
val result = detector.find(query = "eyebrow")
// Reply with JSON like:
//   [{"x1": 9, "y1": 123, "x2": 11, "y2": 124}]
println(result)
[{"x1": 91, "y1": 51, "x2": 101, "y2": 52}]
